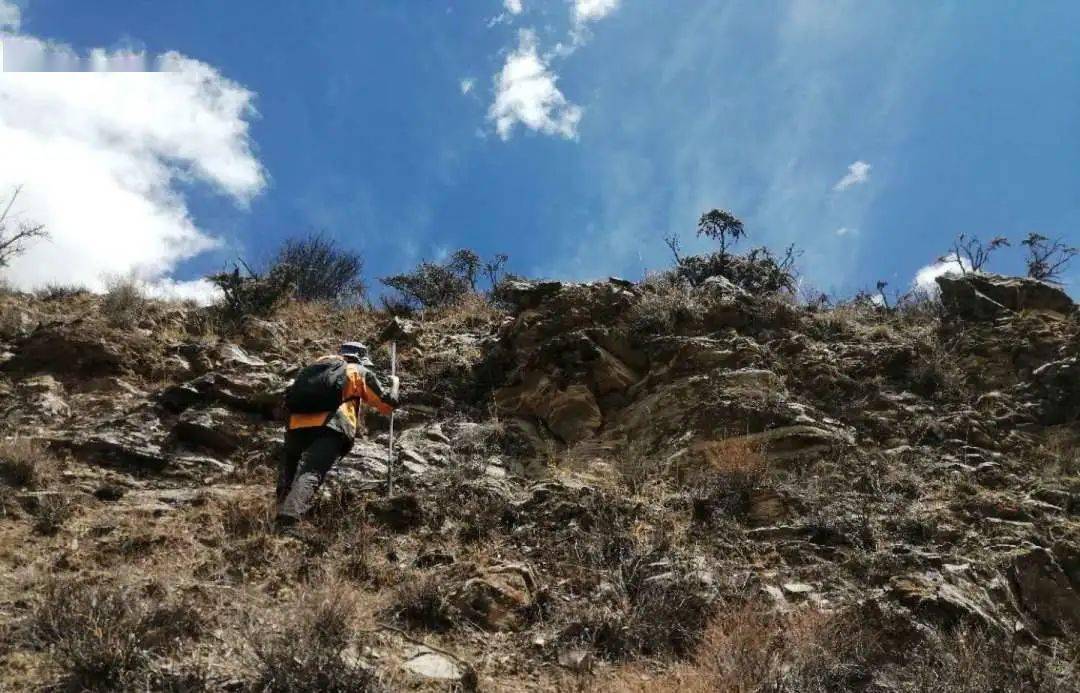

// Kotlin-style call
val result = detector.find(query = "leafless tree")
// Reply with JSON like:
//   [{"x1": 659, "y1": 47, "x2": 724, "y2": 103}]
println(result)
[
  {"x1": 0, "y1": 186, "x2": 49, "y2": 268},
  {"x1": 1021, "y1": 232, "x2": 1077, "y2": 283},
  {"x1": 941, "y1": 233, "x2": 1010, "y2": 274}
]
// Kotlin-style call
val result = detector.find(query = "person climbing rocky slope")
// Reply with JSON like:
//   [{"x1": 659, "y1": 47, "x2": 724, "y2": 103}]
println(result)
[{"x1": 0, "y1": 268, "x2": 1077, "y2": 691}]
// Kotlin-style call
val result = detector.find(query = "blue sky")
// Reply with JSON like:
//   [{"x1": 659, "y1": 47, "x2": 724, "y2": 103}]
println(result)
[{"x1": 2, "y1": 0, "x2": 1078, "y2": 298}]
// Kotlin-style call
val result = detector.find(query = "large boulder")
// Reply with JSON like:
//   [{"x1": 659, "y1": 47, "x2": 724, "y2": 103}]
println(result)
[
  {"x1": 1024, "y1": 357, "x2": 1080, "y2": 424},
  {"x1": 4, "y1": 322, "x2": 124, "y2": 376},
  {"x1": 165, "y1": 371, "x2": 285, "y2": 417},
  {"x1": 886, "y1": 572, "x2": 1005, "y2": 631},
  {"x1": 173, "y1": 407, "x2": 243, "y2": 454},
  {"x1": 17, "y1": 375, "x2": 70, "y2": 421},
  {"x1": 449, "y1": 562, "x2": 538, "y2": 632},
  {"x1": 937, "y1": 273, "x2": 1074, "y2": 320},
  {"x1": 545, "y1": 385, "x2": 603, "y2": 444},
  {"x1": 1009, "y1": 547, "x2": 1080, "y2": 635},
  {"x1": 495, "y1": 373, "x2": 602, "y2": 445},
  {"x1": 498, "y1": 279, "x2": 565, "y2": 311}
]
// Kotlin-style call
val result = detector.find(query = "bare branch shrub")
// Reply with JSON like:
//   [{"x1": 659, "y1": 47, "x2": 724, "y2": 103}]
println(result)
[
  {"x1": 0, "y1": 186, "x2": 48, "y2": 268},
  {"x1": 943, "y1": 233, "x2": 1010, "y2": 274},
  {"x1": 1022, "y1": 232, "x2": 1078, "y2": 283},
  {"x1": 271, "y1": 232, "x2": 365, "y2": 303}
]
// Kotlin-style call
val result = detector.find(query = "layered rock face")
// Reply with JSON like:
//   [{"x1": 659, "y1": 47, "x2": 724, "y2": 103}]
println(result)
[{"x1": 0, "y1": 273, "x2": 1077, "y2": 690}]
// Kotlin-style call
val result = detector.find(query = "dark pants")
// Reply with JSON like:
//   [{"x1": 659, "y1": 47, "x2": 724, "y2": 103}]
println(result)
[{"x1": 277, "y1": 428, "x2": 350, "y2": 523}]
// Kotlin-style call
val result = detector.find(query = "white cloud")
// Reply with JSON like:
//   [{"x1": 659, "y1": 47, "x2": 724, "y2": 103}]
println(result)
[
  {"x1": 833, "y1": 160, "x2": 871, "y2": 191},
  {"x1": 0, "y1": 24, "x2": 265, "y2": 295},
  {"x1": 572, "y1": 0, "x2": 620, "y2": 25},
  {"x1": 913, "y1": 253, "x2": 971, "y2": 293},
  {"x1": 141, "y1": 277, "x2": 222, "y2": 305},
  {"x1": 0, "y1": 0, "x2": 20, "y2": 31},
  {"x1": 460, "y1": 77, "x2": 475, "y2": 95},
  {"x1": 835, "y1": 226, "x2": 856, "y2": 237},
  {"x1": 504, "y1": 0, "x2": 524, "y2": 15},
  {"x1": 488, "y1": 29, "x2": 581, "y2": 140}
]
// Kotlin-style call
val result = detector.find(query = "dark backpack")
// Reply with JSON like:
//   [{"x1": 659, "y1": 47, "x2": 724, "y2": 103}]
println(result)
[{"x1": 285, "y1": 360, "x2": 348, "y2": 413}]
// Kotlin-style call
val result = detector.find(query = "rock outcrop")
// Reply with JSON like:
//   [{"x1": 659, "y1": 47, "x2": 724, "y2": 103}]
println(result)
[
  {"x1": 937, "y1": 272, "x2": 1075, "y2": 320},
  {"x1": 0, "y1": 269, "x2": 1077, "y2": 691}
]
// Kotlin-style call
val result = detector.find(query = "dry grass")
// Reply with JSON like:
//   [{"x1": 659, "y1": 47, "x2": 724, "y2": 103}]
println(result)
[
  {"x1": 425, "y1": 291, "x2": 505, "y2": 331},
  {"x1": 604, "y1": 606, "x2": 876, "y2": 693},
  {"x1": 629, "y1": 274, "x2": 705, "y2": 334},
  {"x1": 687, "y1": 439, "x2": 769, "y2": 523},
  {"x1": 0, "y1": 437, "x2": 59, "y2": 489},
  {"x1": 247, "y1": 584, "x2": 382, "y2": 692},
  {"x1": 607, "y1": 606, "x2": 1077, "y2": 693},
  {"x1": 218, "y1": 494, "x2": 274, "y2": 538}
]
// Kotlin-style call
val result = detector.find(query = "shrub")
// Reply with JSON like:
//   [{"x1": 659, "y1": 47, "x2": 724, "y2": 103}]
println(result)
[
  {"x1": 35, "y1": 284, "x2": 89, "y2": 301},
  {"x1": 393, "y1": 573, "x2": 456, "y2": 631},
  {"x1": 30, "y1": 578, "x2": 201, "y2": 690},
  {"x1": 207, "y1": 261, "x2": 294, "y2": 324},
  {"x1": 1022, "y1": 232, "x2": 1078, "y2": 283},
  {"x1": 895, "y1": 626, "x2": 1074, "y2": 693},
  {"x1": 670, "y1": 246, "x2": 799, "y2": 293},
  {"x1": 447, "y1": 248, "x2": 481, "y2": 290},
  {"x1": 380, "y1": 260, "x2": 470, "y2": 310},
  {"x1": 248, "y1": 588, "x2": 379, "y2": 692},
  {"x1": 380, "y1": 249, "x2": 511, "y2": 310},
  {"x1": 32, "y1": 495, "x2": 71, "y2": 535},
  {"x1": 271, "y1": 232, "x2": 365, "y2": 303},
  {"x1": 559, "y1": 553, "x2": 714, "y2": 660},
  {"x1": 101, "y1": 274, "x2": 147, "y2": 327}
]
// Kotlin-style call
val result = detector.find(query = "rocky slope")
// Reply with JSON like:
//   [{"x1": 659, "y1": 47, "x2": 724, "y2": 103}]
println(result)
[{"x1": 0, "y1": 272, "x2": 1077, "y2": 691}]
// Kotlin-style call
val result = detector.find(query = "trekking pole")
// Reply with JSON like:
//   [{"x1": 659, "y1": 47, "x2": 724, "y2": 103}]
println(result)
[{"x1": 386, "y1": 340, "x2": 397, "y2": 497}]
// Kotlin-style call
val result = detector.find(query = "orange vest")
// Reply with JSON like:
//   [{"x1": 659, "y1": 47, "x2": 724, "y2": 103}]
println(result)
[{"x1": 287, "y1": 362, "x2": 393, "y2": 433}]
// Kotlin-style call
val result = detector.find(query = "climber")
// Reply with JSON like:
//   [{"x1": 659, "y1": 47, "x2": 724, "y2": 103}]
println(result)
[{"x1": 276, "y1": 342, "x2": 399, "y2": 527}]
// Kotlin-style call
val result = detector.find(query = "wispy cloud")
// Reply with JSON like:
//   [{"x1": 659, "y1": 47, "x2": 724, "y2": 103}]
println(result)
[
  {"x1": 532, "y1": 2, "x2": 950, "y2": 290},
  {"x1": 0, "y1": 0, "x2": 20, "y2": 31},
  {"x1": 459, "y1": 77, "x2": 475, "y2": 95},
  {"x1": 833, "y1": 160, "x2": 871, "y2": 191},
  {"x1": 835, "y1": 227, "x2": 857, "y2": 237},
  {"x1": 481, "y1": 0, "x2": 620, "y2": 140},
  {"x1": 488, "y1": 29, "x2": 581, "y2": 141},
  {"x1": 0, "y1": 15, "x2": 265, "y2": 302}
]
